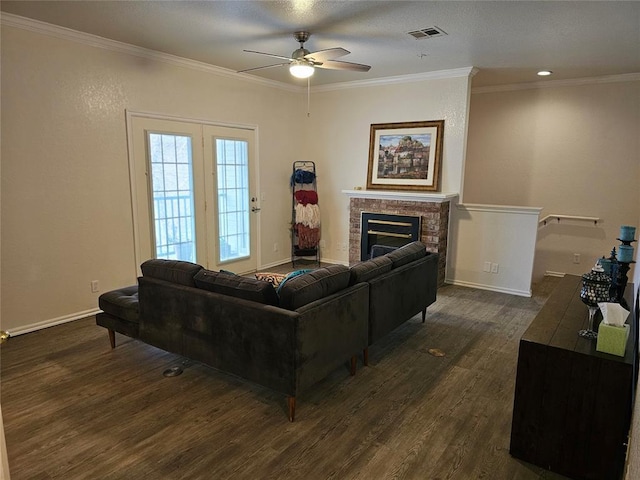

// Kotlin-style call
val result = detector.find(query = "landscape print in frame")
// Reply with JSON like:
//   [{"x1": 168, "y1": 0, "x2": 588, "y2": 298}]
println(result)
[{"x1": 367, "y1": 120, "x2": 444, "y2": 192}]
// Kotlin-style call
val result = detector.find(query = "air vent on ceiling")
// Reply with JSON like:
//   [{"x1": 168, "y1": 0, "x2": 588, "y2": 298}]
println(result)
[{"x1": 407, "y1": 26, "x2": 447, "y2": 39}]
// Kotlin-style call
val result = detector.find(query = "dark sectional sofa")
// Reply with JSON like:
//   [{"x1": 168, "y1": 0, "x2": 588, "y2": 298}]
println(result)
[{"x1": 97, "y1": 241, "x2": 438, "y2": 420}]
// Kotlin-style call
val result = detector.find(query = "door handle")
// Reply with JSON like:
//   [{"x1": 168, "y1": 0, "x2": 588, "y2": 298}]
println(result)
[{"x1": 251, "y1": 207, "x2": 261, "y2": 213}]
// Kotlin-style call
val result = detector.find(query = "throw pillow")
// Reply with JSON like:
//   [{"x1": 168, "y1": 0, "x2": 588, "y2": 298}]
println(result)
[
  {"x1": 254, "y1": 272, "x2": 287, "y2": 288},
  {"x1": 276, "y1": 269, "x2": 314, "y2": 294}
]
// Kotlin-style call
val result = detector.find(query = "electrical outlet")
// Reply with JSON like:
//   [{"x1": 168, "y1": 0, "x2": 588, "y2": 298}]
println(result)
[
  {"x1": 273, "y1": 243, "x2": 278, "y2": 252},
  {"x1": 573, "y1": 253, "x2": 581, "y2": 264},
  {"x1": 319, "y1": 239, "x2": 326, "y2": 249},
  {"x1": 483, "y1": 261, "x2": 491, "y2": 273},
  {"x1": 491, "y1": 263, "x2": 499, "y2": 274},
  {"x1": 91, "y1": 280, "x2": 99, "y2": 293}
]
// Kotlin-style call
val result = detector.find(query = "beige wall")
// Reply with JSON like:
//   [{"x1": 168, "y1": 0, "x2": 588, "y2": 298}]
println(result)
[
  {"x1": 464, "y1": 79, "x2": 640, "y2": 281},
  {"x1": 1, "y1": 24, "x2": 305, "y2": 333},
  {"x1": 304, "y1": 74, "x2": 473, "y2": 263}
]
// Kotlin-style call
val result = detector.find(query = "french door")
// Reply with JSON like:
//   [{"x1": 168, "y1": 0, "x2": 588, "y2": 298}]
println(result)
[
  {"x1": 203, "y1": 125, "x2": 257, "y2": 273},
  {"x1": 129, "y1": 115, "x2": 258, "y2": 273}
]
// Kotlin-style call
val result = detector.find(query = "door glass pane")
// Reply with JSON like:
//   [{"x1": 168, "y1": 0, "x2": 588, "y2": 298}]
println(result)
[
  {"x1": 148, "y1": 133, "x2": 196, "y2": 262},
  {"x1": 216, "y1": 139, "x2": 249, "y2": 262}
]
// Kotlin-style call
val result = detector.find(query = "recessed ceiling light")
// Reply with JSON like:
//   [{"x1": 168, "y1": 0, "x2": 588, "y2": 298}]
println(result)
[{"x1": 537, "y1": 70, "x2": 553, "y2": 76}]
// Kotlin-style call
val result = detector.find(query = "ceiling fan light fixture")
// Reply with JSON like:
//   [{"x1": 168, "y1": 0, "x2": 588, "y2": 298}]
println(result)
[{"x1": 289, "y1": 60, "x2": 314, "y2": 79}]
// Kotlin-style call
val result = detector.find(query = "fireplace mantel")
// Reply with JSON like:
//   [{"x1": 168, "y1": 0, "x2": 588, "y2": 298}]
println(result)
[{"x1": 342, "y1": 190, "x2": 459, "y2": 203}]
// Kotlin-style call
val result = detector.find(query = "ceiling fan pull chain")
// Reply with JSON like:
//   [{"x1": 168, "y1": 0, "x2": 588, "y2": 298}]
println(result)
[{"x1": 307, "y1": 77, "x2": 311, "y2": 117}]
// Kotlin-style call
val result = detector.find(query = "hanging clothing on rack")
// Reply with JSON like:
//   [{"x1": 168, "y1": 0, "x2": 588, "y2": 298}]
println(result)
[
  {"x1": 290, "y1": 169, "x2": 316, "y2": 186},
  {"x1": 294, "y1": 190, "x2": 318, "y2": 205},
  {"x1": 294, "y1": 203, "x2": 321, "y2": 229},
  {"x1": 296, "y1": 224, "x2": 320, "y2": 249},
  {"x1": 290, "y1": 160, "x2": 320, "y2": 266}
]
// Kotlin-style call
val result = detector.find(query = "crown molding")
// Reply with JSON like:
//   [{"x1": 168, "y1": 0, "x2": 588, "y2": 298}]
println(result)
[
  {"x1": 472, "y1": 72, "x2": 640, "y2": 94},
  {"x1": 0, "y1": 12, "x2": 300, "y2": 93},
  {"x1": 312, "y1": 67, "x2": 478, "y2": 93}
]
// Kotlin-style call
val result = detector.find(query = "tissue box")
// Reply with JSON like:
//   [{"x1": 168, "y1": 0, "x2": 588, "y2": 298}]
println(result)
[{"x1": 596, "y1": 323, "x2": 629, "y2": 356}]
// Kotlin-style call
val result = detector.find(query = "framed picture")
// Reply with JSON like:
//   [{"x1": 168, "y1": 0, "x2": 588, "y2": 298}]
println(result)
[{"x1": 366, "y1": 120, "x2": 444, "y2": 192}]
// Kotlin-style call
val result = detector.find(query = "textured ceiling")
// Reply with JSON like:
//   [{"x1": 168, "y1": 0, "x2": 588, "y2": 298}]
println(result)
[{"x1": 2, "y1": 0, "x2": 639, "y2": 87}]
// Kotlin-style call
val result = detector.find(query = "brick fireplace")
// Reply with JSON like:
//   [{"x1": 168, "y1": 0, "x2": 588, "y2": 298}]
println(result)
[{"x1": 344, "y1": 190, "x2": 458, "y2": 286}]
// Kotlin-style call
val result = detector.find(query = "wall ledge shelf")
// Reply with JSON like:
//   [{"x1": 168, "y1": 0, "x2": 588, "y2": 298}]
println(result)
[
  {"x1": 539, "y1": 214, "x2": 600, "y2": 226},
  {"x1": 457, "y1": 203, "x2": 543, "y2": 216},
  {"x1": 342, "y1": 190, "x2": 459, "y2": 203}
]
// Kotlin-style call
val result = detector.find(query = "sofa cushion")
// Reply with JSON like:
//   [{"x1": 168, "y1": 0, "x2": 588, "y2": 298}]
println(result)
[
  {"x1": 194, "y1": 269, "x2": 279, "y2": 306},
  {"x1": 278, "y1": 265, "x2": 350, "y2": 311},
  {"x1": 349, "y1": 255, "x2": 393, "y2": 285},
  {"x1": 98, "y1": 285, "x2": 139, "y2": 323},
  {"x1": 141, "y1": 259, "x2": 203, "y2": 287},
  {"x1": 385, "y1": 241, "x2": 427, "y2": 268}
]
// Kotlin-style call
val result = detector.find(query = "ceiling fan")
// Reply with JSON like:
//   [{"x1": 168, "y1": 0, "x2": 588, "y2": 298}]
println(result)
[{"x1": 239, "y1": 31, "x2": 371, "y2": 79}]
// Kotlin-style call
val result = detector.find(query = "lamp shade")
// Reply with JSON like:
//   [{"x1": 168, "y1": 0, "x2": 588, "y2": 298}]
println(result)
[{"x1": 289, "y1": 60, "x2": 314, "y2": 79}]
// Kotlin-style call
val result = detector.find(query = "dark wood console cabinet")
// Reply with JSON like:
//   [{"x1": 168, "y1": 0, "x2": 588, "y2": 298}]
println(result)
[{"x1": 510, "y1": 275, "x2": 638, "y2": 480}]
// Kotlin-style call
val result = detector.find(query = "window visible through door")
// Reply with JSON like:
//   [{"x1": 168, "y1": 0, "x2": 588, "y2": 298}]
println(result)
[
  {"x1": 148, "y1": 133, "x2": 196, "y2": 262},
  {"x1": 216, "y1": 138, "x2": 250, "y2": 262}
]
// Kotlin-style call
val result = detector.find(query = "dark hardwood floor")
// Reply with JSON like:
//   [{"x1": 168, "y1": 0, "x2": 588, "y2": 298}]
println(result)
[{"x1": 1, "y1": 276, "x2": 571, "y2": 479}]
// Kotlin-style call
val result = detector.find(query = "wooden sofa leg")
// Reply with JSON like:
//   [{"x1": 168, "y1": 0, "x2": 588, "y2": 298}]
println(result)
[
  {"x1": 287, "y1": 396, "x2": 296, "y2": 422},
  {"x1": 422, "y1": 308, "x2": 427, "y2": 323},
  {"x1": 108, "y1": 329, "x2": 116, "y2": 349},
  {"x1": 350, "y1": 355, "x2": 357, "y2": 376},
  {"x1": 363, "y1": 348, "x2": 369, "y2": 366}
]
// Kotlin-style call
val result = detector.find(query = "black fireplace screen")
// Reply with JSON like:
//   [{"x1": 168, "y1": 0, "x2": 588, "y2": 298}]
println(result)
[{"x1": 360, "y1": 212, "x2": 421, "y2": 260}]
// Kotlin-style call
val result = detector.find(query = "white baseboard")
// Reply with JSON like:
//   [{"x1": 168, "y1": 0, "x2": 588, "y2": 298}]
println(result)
[
  {"x1": 7, "y1": 308, "x2": 101, "y2": 336},
  {"x1": 445, "y1": 278, "x2": 532, "y2": 298}
]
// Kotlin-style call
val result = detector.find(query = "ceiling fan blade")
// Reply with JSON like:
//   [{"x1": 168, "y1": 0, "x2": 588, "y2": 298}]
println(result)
[
  {"x1": 317, "y1": 60, "x2": 371, "y2": 72},
  {"x1": 243, "y1": 50, "x2": 293, "y2": 62},
  {"x1": 304, "y1": 47, "x2": 350, "y2": 63},
  {"x1": 237, "y1": 63, "x2": 290, "y2": 73}
]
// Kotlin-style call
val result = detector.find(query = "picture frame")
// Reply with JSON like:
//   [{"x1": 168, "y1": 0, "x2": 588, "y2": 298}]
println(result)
[{"x1": 366, "y1": 120, "x2": 444, "y2": 192}]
